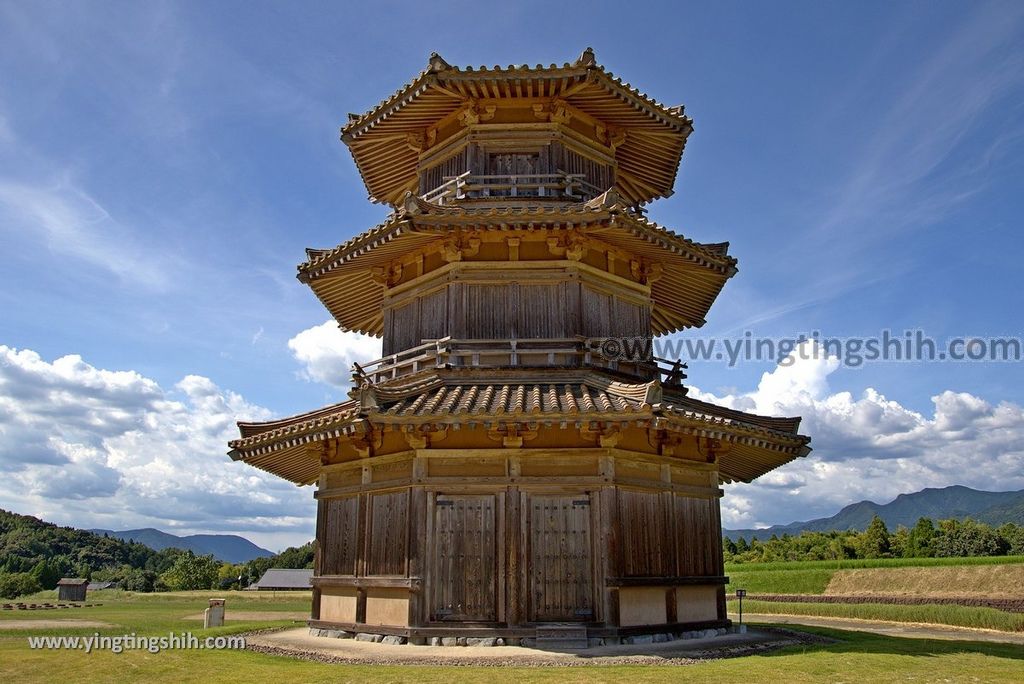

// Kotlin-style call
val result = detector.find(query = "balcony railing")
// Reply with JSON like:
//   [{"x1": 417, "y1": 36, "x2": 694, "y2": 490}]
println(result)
[
  {"x1": 421, "y1": 171, "x2": 605, "y2": 206},
  {"x1": 351, "y1": 337, "x2": 687, "y2": 388}
]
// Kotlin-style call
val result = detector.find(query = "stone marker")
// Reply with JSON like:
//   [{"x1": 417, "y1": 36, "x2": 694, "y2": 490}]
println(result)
[{"x1": 204, "y1": 598, "x2": 226, "y2": 628}]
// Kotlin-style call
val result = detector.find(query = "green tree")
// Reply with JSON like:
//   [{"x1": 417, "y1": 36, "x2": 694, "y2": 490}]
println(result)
[
  {"x1": 145, "y1": 547, "x2": 186, "y2": 575},
  {"x1": 30, "y1": 559, "x2": 61, "y2": 590},
  {"x1": 998, "y1": 523, "x2": 1024, "y2": 555},
  {"x1": 935, "y1": 519, "x2": 1009, "y2": 557},
  {"x1": 217, "y1": 562, "x2": 244, "y2": 590},
  {"x1": 272, "y1": 542, "x2": 315, "y2": 569},
  {"x1": 159, "y1": 552, "x2": 220, "y2": 591},
  {"x1": 0, "y1": 572, "x2": 42, "y2": 599},
  {"x1": 907, "y1": 517, "x2": 937, "y2": 557},
  {"x1": 859, "y1": 515, "x2": 891, "y2": 558},
  {"x1": 890, "y1": 526, "x2": 910, "y2": 558}
]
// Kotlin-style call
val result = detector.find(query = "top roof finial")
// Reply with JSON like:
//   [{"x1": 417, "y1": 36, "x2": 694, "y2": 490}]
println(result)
[
  {"x1": 576, "y1": 47, "x2": 597, "y2": 67},
  {"x1": 428, "y1": 52, "x2": 451, "y2": 73}
]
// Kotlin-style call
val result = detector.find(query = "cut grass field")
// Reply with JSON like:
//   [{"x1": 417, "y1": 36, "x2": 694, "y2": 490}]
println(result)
[
  {"x1": 730, "y1": 600, "x2": 1024, "y2": 633},
  {"x1": 725, "y1": 555, "x2": 1024, "y2": 595},
  {"x1": 1, "y1": 591, "x2": 1022, "y2": 682},
  {"x1": 824, "y1": 564, "x2": 1024, "y2": 597}
]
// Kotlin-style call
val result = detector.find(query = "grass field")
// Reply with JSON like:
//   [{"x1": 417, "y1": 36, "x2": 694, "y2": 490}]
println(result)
[
  {"x1": 1, "y1": 591, "x2": 1022, "y2": 682},
  {"x1": 725, "y1": 555, "x2": 1024, "y2": 594}
]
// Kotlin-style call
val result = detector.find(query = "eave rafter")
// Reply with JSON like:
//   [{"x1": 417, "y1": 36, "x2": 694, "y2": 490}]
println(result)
[
  {"x1": 295, "y1": 199, "x2": 736, "y2": 337},
  {"x1": 229, "y1": 371, "x2": 809, "y2": 486},
  {"x1": 340, "y1": 49, "x2": 693, "y2": 206}
]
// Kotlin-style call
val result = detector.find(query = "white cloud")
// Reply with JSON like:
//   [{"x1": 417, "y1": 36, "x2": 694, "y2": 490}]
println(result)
[
  {"x1": 3, "y1": 337, "x2": 1022, "y2": 548},
  {"x1": 0, "y1": 345, "x2": 314, "y2": 551},
  {"x1": 287, "y1": 321, "x2": 382, "y2": 391},
  {"x1": 696, "y1": 342, "x2": 1024, "y2": 529},
  {"x1": 0, "y1": 178, "x2": 175, "y2": 290}
]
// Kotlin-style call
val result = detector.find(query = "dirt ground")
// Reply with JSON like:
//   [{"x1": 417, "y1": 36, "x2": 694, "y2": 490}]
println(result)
[
  {"x1": 243, "y1": 627, "x2": 817, "y2": 666},
  {"x1": 0, "y1": 619, "x2": 114, "y2": 630},
  {"x1": 182, "y1": 611, "x2": 308, "y2": 622}
]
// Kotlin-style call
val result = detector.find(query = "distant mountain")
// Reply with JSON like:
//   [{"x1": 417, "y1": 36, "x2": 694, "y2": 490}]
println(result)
[
  {"x1": 89, "y1": 528, "x2": 273, "y2": 564},
  {"x1": 725, "y1": 485, "x2": 1024, "y2": 542}
]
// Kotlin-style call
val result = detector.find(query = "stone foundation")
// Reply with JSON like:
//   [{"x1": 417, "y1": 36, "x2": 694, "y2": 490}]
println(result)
[{"x1": 308, "y1": 626, "x2": 735, "y2": 648}]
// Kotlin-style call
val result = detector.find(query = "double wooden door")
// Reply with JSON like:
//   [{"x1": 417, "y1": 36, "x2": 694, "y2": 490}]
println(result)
[
  {"x1": 527, "y1": 494, "x2": 595, "y2": 622},
  {"x1": 428, "y1": 492, "x2": 595, "y2": 624}
]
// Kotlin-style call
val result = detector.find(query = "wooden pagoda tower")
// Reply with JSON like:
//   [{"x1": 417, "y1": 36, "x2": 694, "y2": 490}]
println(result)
[{"x1": 230, "y1": 49, "x2": 810, "y2": 645}]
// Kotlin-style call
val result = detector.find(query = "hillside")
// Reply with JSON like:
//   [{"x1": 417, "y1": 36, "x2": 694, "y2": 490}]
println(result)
[
  {"x1": 90, "y1": 528, "x2": 273, "y2": 564},
  {"x1": 726, "y1": 486, "x2": 1024, "y2": 541},
  {"x1": 0, "y1": 508, "x2": 156, "y2": 577}
]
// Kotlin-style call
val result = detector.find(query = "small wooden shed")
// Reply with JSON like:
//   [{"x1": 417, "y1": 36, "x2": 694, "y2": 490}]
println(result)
[{"x1": 57, "y1": 578, "x2": 88, "y2": 602}]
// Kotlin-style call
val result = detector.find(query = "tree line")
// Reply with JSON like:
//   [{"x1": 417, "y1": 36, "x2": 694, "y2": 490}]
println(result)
[
  {"x1": 725, "y1": 516, "x2": 1024, "y2": 563},
  {"x1": 0, "y1": 508, "x2": 313, "y2": 599}
]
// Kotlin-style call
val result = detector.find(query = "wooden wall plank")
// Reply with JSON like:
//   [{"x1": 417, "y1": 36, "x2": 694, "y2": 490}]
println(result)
[
  {"x1": 618, "y1": 489, "x2": 671, "y2": 577},
  {"x1": 367, "y1": 491, "x2": 410, "y2": 575},
  {"x1": 319, "y1": 496, "x2": 361, "y2": 576}
]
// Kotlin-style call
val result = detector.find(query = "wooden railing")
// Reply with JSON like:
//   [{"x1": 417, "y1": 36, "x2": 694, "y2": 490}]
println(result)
[
  {"x1": 352, "y1": 337, "x2": 687, "y2": 387},
  {"x1": 421, "y1": 171, "x2": 605, "y2": 205}
]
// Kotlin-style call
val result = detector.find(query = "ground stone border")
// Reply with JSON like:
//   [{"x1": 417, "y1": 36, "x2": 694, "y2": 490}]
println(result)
[
  {"x1": 308, "y1": 626, "x2": 735, "y2": 647},
  {"x1": 245, "y1": 627, "x2": 833, "y2": 667},
  {"x1": 1, "y1": 603, "x2": 98, "y2": 611}
]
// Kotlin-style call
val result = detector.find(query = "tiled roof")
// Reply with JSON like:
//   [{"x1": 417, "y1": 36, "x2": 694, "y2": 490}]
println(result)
[
  {"x1": 253, "y1": 568, "x2": 313, "y2": 589},
  {"x1": 299, "y1": 193, "x2": 735, "y2": 277},
  {"x1": 339, "y1": 49, "x2": 693, "y2": 205},
  {"x1": 231, "y1": 399, "x2": 360, "y2": 450},
  {"x1": 342, "y1": 48, "x2": 690, "y2": 140},
  {"x1": 295, "y1": 197, "x2": 736, "y2": 336},
  {"x1": 230, "y1": 370, "x2": 809, "y2": 485},
  {"x1": 374, "y1": 377, "x2": 654, "y2": 422},
  {"x1": 664, "y1": 395, "x2": 803, "y2": 436}
]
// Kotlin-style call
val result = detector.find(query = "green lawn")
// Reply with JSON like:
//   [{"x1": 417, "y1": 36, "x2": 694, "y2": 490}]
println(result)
[
  {"x1": 725, "y1": 555, "x2": 1024, "y2": 594},
  {"x1": 0, "y1": 589, "x2": 309, "y2": 638},
  {"x1": 1, "y1": 591, "x2": 1022, "y2": 682}
]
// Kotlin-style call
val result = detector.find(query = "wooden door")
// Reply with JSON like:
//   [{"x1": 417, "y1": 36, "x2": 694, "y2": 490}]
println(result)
[
  {"x1": 527, "y1": 494, "x2": 594, "y2": 622},
  {"x1": 429, "y1": 494, "x2": 498, "y2": 622}
]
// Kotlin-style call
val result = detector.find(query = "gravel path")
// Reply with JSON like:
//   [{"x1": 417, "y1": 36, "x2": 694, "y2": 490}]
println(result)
[
  {"x1": 0, "y1": 619, "x2": 114, "y2": 630},
  {"x1": 182, "y1": 611, "x2": 308, "y2": 622},
  {"x1": 243, "y1": 627, "x2": 827, "y2": 667}
]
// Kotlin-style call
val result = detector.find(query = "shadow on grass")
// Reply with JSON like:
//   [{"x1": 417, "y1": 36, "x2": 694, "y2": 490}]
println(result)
[{"x1": 755, "y1": 624, "x2": 1024, "y2": 662}]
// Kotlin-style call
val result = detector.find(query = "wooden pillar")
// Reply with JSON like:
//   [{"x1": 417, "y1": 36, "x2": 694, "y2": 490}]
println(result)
[
  {"x1": 408, "y1": 484, "x2": 427, "y2": 627},
  {"x1": 356, "y1": 588, "x2": 367, "y2": 624},
  {"x1": 356, "y1": 493, "x2": 369, "y2": 578},
  {"x1": 598, "y1": 483, "x2": 620, "y2": 626},
  {"x1": 506, "y1": 485, "x2": 522, "y2": 626}
]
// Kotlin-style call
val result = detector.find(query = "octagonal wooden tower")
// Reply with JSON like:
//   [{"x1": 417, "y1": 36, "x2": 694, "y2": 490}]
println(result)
[{"x1": 230, "y1": 49, "x2": 810, "y2": 644}]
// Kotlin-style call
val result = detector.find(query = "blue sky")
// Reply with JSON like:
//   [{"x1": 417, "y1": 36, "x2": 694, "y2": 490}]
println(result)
[{"x1": 1, "y1": 1, "x2": 1022, "y2": 549}]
